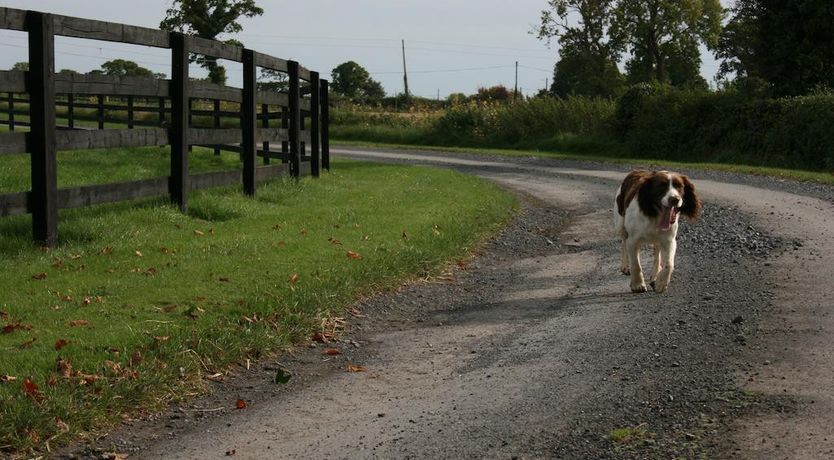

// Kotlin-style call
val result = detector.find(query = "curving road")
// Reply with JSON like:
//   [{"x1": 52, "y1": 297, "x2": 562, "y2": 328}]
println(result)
[{"x1": 82, "y1": 148, "x2": 834, "y2": 459}]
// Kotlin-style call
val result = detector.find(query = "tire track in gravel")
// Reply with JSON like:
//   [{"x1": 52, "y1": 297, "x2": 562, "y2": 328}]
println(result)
[{"x1": 68, "y1": 148, "x2": 834, "y2": 459}]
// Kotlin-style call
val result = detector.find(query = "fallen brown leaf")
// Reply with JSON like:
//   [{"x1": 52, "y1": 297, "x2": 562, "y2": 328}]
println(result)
[
  {"x1": 328, "y1": 237, "x2": 342, "y2": 245},
  {"x1": 235, "y1": 399, "x2": 247, "y2": 409},
  {"x1": 55, "y1": 338, "x2": 69, "y2": 350},
  {"x1": 0, "y1": 375, "x2": 17, "y2": 383},
  {"x1": 226, "y1": 449, "x2": 236, "y2": 456},
  {"x1": 347, "y1": 364, "x2": 367, "y2": 373},
  {"x1": 311, "y1": 332, "x2": 332, "y2": 343},
  {"x1": 346, "y1": 250, "x2": 362, "y2": 260},
  {"x1": 56, "y1": 418, "x2": 70, "y2": 434},
  {"x1": 3, "y1": 322, "x2": 33, "y2": 334},
  {"x1": 32, "y1": 272, "x2": 47, "y2": 280},
  {"x1": 144, "y1": 267, "x2": 158, "y2": 277},
  {"x1": 288, "y1": 273, "x2": 299, "y2": 284},
  {"x1": 18, "y1": 336, "x2": 36, "y2": 349},
  {"x1": 100, "y1": 247, "x2": 113, "y2": 255},
  {"x1": 324, "y1": 348, "x2": 341, "y2": 356},
  {"x1": 23, "y1": 378, "x2": 41, "y2": 401},
  {"x1": 194, "y1": 229, "x2": 205, "y2": 236},
  {"x1": 134, "y1": 250, "x2": 143, "y2": 257},
  {"x1": 57, "y1": 357, "x2": 72, "y2": 378},
  {"x1": 402, "y1": 230, "x2": 409, "y2": 241},
  {"x1": 69, "y1": 319, "x2": 89, "y2": 327}
]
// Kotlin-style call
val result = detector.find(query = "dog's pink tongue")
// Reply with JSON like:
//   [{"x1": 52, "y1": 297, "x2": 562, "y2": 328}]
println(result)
[{"x1": 658, "y1": 206, "x2": 674, "y2": 231}]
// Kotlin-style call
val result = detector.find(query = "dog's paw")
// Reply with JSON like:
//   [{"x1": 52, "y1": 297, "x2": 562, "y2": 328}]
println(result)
[
  {"x1": 630, "y1": 282, "x2": 647, "y2": 293},
  {"x1": 621, "y1": 267, "x2": 630, "y2": 275},
  {"x1": 652, "y1": 281, "x2": 668, "y2": 293}
]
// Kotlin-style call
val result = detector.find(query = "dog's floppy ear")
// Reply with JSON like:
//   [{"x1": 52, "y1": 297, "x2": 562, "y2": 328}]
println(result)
[{"x1": 680, "y1": 175, "x2": 701, "y2": 220}]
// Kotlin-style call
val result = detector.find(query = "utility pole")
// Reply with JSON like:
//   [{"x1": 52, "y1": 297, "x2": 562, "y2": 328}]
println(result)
[
  {"x1": 545, "y1": 77, "x2": 548, "y2": 93},
  {"x1": 514, "y1": 61, "x2": 518, "y2": 102},
  {"x1": 402, "y1": 39, "x2": 410, "y2": 100}
]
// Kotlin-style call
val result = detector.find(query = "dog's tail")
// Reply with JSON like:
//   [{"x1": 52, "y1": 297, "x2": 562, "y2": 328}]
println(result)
[{"x1": 613, "y1": 185, "x2": 625, "y2": 238}]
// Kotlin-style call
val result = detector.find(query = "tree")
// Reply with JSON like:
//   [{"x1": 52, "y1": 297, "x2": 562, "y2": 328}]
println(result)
[
  {"x1": 716, "y1": 0, "x2": 834, "y2": 96},
  {"x1": 160, "y1": 0, "x2": 264, "y2": 85},
  {"x1": 472, "y1": 85, "x2": 512, "y2": 103},
  {"x1": 536, "y1": 0, "x2": 624, "y2": 97},
  {"x1": 610, "y1": 0, "x2": 723, "y2": 87},
  {"x1": 100, "y1": 59, "x2": 155, "y2": 78},
  {"x1": 330, "y1": 61, "x2": 386, "y2": 103},
  {"x1": 257, "y1": 68, "x2": 288, "y2": 92},
  {"x1": 11, "y1": 62, "x2": 28, "y2": 71}
]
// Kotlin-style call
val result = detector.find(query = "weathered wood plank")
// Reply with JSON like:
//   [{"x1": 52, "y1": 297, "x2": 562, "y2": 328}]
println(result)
[
  {"x1": 257, "y1": 91, "x2": 288, "y2": 107},
  {"x1": 191, "y1": 81, "x2": 243, "y2": 102},
  {"x1": 55, "y1": 73, "x2": 170, "y2": 97},
  {"x1": 189, "y1": 128, "x2": 242, "y2": 145},
  {"x1": 0, "y1": 191, "x2": 29, "y2": 217},
  {"x1": 254, "y1": 51, "x2": 288, "y2": 72},
  {"x1": 255, "y1": 164, "x2": 290, "y2": 181},
  {"x1": 190, "y1": 36, "x2": 243, "y2": 62},
  {"x1": 28, "y1": 10, "x2": 58, "y2": 245},
  {"x1": 259, "y1": 127, "x2": 289, "y2": 143},
  {"x1": 298, "y1": 65, "x2": 312, "y2": 82},
  {"x1": 53, "y1": 13, "x2": 169, "y2": 48},
  {"x1": 57, "y1": 177, "x2": 168, "y2": 209},
  {"x1": 56, "y1": 127, "x2": 169, "y2": 150},
  {"x1": 189, "y1": 170, "x2": 240, "y2": 190},
  {"x1": 0, "y1": 7, "x2": 26, "y2": 31},
  {"x1": 0, "y1": 70, "x2": 26, "y2": 93}
]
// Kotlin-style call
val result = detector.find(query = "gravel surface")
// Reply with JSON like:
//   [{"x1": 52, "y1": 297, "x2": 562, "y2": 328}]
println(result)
[{"x1": 61, "y1": 147, "x2": 834, "y2": 459}]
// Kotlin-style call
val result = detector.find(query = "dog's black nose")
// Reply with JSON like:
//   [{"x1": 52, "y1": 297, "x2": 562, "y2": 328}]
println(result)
[{"x1": 669, "y1": 196, "x2": 681, "y2": 206}]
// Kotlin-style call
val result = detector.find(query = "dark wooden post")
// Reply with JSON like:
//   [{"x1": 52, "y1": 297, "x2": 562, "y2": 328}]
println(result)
[
  {"x1": 287, "y1": 60, "x2": 301, "y2": 178},
  {"x1": 158, "y1": 97, "x2": 166, "y2": 126},
  {"x1": 281, "y1": 106, "x2": 289, "y2": 163},
  {"x1": 67, "y1": 93, "x2": 74, "y2": 129},
  {"x1": 27, "y1": 11, "x2": 58, "y2": 245},
  {"x1": 187, "y1": 98, "x2": 193, "y2": 152},
  {"x1": 170, "y1": 32, "x2": 190, "y2": 211},
  {"x1": 127, "y1": 95, "x2": 134, "y2": 129},
  {"x1": 310, "y1": 71, "x2": 320, "y2": 178},
  {"x1": 261, "y1": 103, "x2": 270, "y2": 165},
  {"x1": 241, "y1": 49, "x2": 257, "y2": 196},
  {"x1": 213, "y1": 99, "x2": 221, "y2": 155},
  {"x1": 320, "y1": 79, "x2": 330, "y2": 171},
  {"x1": 97, "y1": 94, "x2": 104, "y2": 129},
  {"x1": 7, "y1": 92, "x2": 14, "y2": 132}
]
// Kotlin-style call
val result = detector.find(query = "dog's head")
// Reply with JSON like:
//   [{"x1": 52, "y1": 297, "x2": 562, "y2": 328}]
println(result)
[{"x1": 635, "y1": 171, "x2": 701, "y2": 230}]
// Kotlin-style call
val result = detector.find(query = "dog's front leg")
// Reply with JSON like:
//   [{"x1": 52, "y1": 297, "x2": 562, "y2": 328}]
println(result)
[
  {"x1": 652, "y1": 239, "x2": 677, "y2": 293},
  {"x1": 627, "y1": 238, "x2": 647, "y2": 293},
  {"x1": 649, "y1": 243, "x2": 662, "y2": 283}
]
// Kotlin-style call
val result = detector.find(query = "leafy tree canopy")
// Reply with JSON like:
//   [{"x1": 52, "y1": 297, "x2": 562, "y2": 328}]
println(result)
[
  {"x1": 331, "y1": 61, "x2": 386, "y2": 103},
  {"x1": 11, "y1": 62, "x2": 28, "y2": 71},
  {"x1": 160, "y1": 0, "x2": 263, "y2": 85},
  {"x1": 100, "y1": 59, "x2": 156, "y2": 78}
]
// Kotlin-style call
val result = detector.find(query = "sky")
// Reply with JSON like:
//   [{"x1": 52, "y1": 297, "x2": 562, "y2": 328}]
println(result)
[{"x1": 0, "y1": 0, "x2": 724, "y2": 98}]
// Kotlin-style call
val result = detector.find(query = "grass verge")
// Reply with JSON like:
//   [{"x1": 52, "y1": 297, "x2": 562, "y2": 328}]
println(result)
[
  {"x1": 332, "y1": 140, "x2": 834, "y2": 186},
  {"x1": 0, "y1": 158, "x2": 516, "y2": 454}
]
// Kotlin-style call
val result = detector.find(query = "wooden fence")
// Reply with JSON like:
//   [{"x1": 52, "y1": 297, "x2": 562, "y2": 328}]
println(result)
[{"x1": 0, "y1": 7, "x2": 331, "y2": 246}]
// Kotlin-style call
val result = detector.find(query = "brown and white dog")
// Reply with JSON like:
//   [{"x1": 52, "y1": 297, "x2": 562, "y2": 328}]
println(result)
[{"x1": 614, "y1": 170, "x2": 701, "y2": 293}]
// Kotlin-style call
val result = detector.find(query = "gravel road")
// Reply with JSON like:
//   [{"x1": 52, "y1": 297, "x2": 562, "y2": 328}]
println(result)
[{"x1": 68, "y1": 148, "x2": 834, "y2": 459}]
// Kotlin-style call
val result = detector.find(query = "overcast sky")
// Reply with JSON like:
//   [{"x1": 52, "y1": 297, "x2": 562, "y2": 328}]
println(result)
[{"x1": 0, "y1": 1, "x2": 723, "y2": 98}]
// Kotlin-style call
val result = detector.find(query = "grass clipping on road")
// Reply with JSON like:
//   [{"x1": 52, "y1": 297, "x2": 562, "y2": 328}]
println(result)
[{"x1": 0, "y1": 160, "x2": 515, "y2": 452}]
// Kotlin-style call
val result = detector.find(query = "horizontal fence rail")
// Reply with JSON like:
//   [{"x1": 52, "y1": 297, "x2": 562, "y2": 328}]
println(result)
[{"x1": 0, "y1": 7, "x2": 330, "y2": 245}]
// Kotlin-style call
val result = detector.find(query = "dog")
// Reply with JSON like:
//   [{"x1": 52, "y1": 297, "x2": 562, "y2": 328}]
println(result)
[{"x1": 614, "y1": 170, "x2": 701, "y2": 293}]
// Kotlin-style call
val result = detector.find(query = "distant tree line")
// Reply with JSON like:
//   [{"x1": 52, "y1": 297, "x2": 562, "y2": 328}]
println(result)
[{"x1": 537, "y1": 0, "x2": 834, "y2": 98}]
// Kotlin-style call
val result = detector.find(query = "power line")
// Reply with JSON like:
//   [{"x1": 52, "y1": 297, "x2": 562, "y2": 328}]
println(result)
[{"x1": 369, "y1": 64, "x2": 514, "y2": 75}]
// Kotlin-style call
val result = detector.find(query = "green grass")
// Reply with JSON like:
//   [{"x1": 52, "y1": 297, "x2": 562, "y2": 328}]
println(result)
[
  {"x1": 333, "y1": 139, "x2": 834, "y2": 186},
  {"x1": 0, "y1": 157, "x2": 516, "y2": 453}
]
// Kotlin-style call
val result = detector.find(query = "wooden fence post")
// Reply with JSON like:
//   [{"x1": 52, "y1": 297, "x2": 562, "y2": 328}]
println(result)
[
  {"x1": 281, "y1": 106, "x2": 289, "y2": 163},
  {"x1": 127, "y1": 95, "x2": 134, "y2": 129},
  {"x1": 320, "y1": 79, "x2": 330, "y2": 171},
  {"x1": 7, "y1": 92, "x2": 14, "y2": 131},
  {"x1": 169, "y1": 32, "x2": 190, "y2": 211},
  {"x1": 310, "y1": 71, "x2": 320, "y2": 178},
  {"x1": 287, "y1": 60, "x2": 301, "y2": 177},
  {"x1": 97, "y1": 94, "x2": 104, "y2": 129},
  {"x1": 241, "y1": 48, "x2": 257, "y2": 196},
  {"x1": 67, "y1": 93, "x2": 74, "y2": 129},
  {"x1": 261, "y1": 103, "x2": 270, "y2": 165},
  {"x1": 158, "y1": 97, "x2": 166, "y2": 126},
  {"x1": 213, "y1": 99, "x2": 221, "y2": 155},
  {"x1": 27, "y1": 11, "x2": 58, "y2": 245}
]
